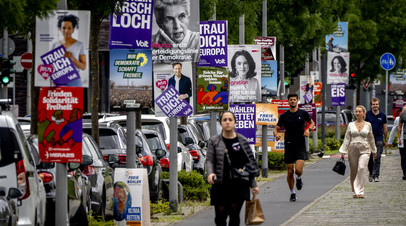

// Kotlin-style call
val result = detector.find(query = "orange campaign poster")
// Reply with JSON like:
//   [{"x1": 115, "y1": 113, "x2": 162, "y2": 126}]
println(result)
[
  {"x1": 38, "y1": 87, "x2": 83, "y2": 163},
  {"x1": 255, "y1": 103, "x2": 278, "y2": 126},
  {"x1": 314, "y1": 82, "x2": 322, "y2": 108}
]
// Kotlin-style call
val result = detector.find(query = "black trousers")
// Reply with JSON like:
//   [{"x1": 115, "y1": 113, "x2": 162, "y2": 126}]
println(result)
[{"x1": 214, "y1": 199, "x2": 245, "y2": 226}]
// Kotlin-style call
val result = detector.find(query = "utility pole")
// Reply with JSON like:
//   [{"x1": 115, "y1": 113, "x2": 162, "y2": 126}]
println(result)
[{"x1": 261, "y1": 0, "x2": 268, "y2": 178}]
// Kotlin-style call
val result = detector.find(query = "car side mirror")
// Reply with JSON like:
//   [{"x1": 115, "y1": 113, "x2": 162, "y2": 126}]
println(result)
[
  {"x1": 108, "y1": 154, "x2": 120, "y2": 165},
  {"x1": 81, "y1": 155, "x2": 93, "y2": 167},
  {"x1": 185, "y1": 137, "x2": 194, "y2": 145},
  {"x1": 8, "y1": 187, "x2": 23, "y2": 199},
  {"x1": 177, "y1": 147, "x2": 182, "y2": 153},
  {"x1": 155, "y1": 149, "x2": 167, "y2": 159}
]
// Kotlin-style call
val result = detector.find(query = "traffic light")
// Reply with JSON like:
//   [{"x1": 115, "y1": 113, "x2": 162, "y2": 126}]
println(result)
[
  {"x1": 1, "y1": 58, "x2": 16, "y2": 85},
  {"x1": 347, "y1": 73, "x2": 356, "y2": 89}
]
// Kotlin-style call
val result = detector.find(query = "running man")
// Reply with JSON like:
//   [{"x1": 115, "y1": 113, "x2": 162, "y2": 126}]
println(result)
[{"x1": 274, "y1": 93, "x2": 314, "y2": 202}]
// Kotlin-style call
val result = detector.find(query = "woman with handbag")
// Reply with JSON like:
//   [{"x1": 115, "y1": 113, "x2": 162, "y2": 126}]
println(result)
[
  {"x1": 339, "y1": 105, "x2": 377, "y2": 198},
  {"x1": 206, "y1": 111, "x2": 260, "y2": 226}
]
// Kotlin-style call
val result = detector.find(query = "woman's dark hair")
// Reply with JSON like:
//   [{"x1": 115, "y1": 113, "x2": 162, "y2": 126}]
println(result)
[
  {"x1": 57, "y1": 14, "x2": 79, "y2": 29},
  {"x1": 230, "y1": 50, "x2": 256, "y2": 79},
  {"x1": 330, "y1": 56, "x2": 347, "y2": 73},
  {"x1": 219, "y1": 111, "x2": 237, "y2": 123}
]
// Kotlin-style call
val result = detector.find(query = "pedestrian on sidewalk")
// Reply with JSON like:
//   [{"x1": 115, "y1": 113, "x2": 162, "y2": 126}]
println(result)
[
  {"x1": 273, "y1": 93, "x2": 314, "y2": 202},
  {"x1": 206, "y1": 111, "x2": 260, "y2": 226},
  {"x1": 340, "y1": 105, "x2": 377, "y2": 198},
  {"x1": 365, "y1": 98, "x2": 388, "y2": 182},
  {"x1": 397, "y1": 105, "x2": 406, "y2": 180}
]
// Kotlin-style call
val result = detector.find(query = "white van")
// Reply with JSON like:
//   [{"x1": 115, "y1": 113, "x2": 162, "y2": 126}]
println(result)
[{"x1": 0, "y1": 111, "x2": 46, "y2": 226}]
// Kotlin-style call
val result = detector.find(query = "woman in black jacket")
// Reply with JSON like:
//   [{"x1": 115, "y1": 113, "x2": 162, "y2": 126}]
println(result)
[{"x1": 206, "y1": 111, "x2": 260, "y2": 226}]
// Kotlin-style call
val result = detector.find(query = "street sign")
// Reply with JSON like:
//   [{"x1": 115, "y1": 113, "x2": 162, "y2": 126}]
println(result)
[
  {"x1": 362, "y1": 80, "x2": 371, "y2": 89},
  {"x1": 380, "y1": 53, "x2": 395, "y2": 71},
  {"x1": 20, "y1": 52, "x2": 33, "y2": 69}
]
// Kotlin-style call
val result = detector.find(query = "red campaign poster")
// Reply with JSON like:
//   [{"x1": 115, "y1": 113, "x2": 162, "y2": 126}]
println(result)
[{"x1": 38, "y1": 87, "x2": 83, "y2": 163}]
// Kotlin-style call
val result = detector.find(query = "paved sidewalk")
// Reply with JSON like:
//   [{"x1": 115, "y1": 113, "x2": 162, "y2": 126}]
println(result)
[{"x1": 283, "y1": 150, "x2": 406, "y2": 226}]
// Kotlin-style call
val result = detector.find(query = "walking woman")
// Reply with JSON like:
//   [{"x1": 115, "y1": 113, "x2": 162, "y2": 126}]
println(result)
[
  {"x1": 339, "y1": 105, "x2": 377, "y2": 198},
  {"x1": 206, "y1": 111, "x2": 260, "y2": 226}
]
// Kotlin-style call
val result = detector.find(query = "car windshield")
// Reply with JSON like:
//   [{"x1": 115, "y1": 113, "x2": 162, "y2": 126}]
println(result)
[
  {"x1": 178, "y1": 127, "x2": 190, "y2": 144},
  {"x1": 83, "y1": 128, "x2": 122, "y2": 149},
  {"x1": 141, "y1": 122, "x2": 166, "y2": 140},
  {"x1": 0, "y1": 128, "x2": 23, "y2": 166},
  {"x1": 146, "y1": 135, "x2": 161, "y2": 151}
]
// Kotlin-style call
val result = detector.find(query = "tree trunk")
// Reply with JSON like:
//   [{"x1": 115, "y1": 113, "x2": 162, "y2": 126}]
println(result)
[{"x1": 90, "y1": 15, "x2": 101, "y2": 144}]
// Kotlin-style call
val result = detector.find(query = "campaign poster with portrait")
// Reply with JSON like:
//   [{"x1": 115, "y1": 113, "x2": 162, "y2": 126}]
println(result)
[
  {"x1": 299, "y1": 75, "x2": 315, "y2": 104},
  {"x1": 327, "y1": 52, "x2": 350, "y2": 84},
  {"x1": 229, "y1": 104, "x2": 256, "y2": 144},
  {"x1": 38, "y1": 87, "x2": 83, "y2": 163},
  {"x1": 109, "y1": 0, "x2": 154, "y2": 49},
  {"x1": 151, "y1": 0, "x2": 200, "y2": 63},
  {"x1": 254, "y1": 37, "x2": 277, "y2": 60},
  {"x1": 196, "y1": 67, "x2": 229, "y2": 113},
  {"x1": 153, "y1": 62, "x2": 193, "y2": 116},
  {"x1": 198, "y1": 20, "x2": 227, "y2": 67},
  {"x1": 109, "y1": 49, "x2": 153, "y2": 109},
  {"x1": 35, "y1": 10, "x2": 90, "y2": 87},
  {"x1": 256, "y1": 103, "x2": 278, "y2": 126},
  {"x1": 228, "y1": 45, "x2": 262, "y2": 103},
  {"x1": 261, "y1": 60, "x2": 278, "y2": 97},
  {"x1": 113, "y1": 168, "x2": 150, "y2": 225},
  {"x1": 389, "y1": 69, "x2": 406, "y2": 95},
  {"x1": 325, "y1": 22, "x2": 348, "y2": 52}
]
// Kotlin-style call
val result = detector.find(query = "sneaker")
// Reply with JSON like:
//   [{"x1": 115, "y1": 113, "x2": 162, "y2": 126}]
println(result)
[
  {"x1": 374, "y1": 176, "x2": 380, "y2": 182},
  {"x1": 296, "y1": 178, "x2": 303, "y2": 190},
  {"x1": 369, "y1": 175, "x2": 373, "y2": 182},
  {"x1": 290, "y1": 193, "x2": 297, "y2": 202}
]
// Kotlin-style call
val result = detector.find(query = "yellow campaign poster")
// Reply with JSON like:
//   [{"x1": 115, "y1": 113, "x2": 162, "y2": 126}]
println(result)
[
  {"x1": 255, "y1": 128, "x2": 285, "y2": 153},
  {"x1": 256, "y1": 103, "x2": 278, "y2": 126}
]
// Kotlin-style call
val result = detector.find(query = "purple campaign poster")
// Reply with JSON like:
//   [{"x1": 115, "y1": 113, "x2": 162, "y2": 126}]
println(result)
[
  {"x1": 198, "y1": 21, "x2": 227, "y2": 67},
  {"x1": 229, "y1": 104, "x2": 256, "y2": 144},
  {"x1": 155, "y1": 85, "x2": 192, "y2": 117},
  {"x1": 109, "y1": 1, "x2": 153, "y2": 49},
  {"x1": 40, "y1": 45, "x2": 80, "y2": 86},
  {"x1": 331, "y1": 83, "x2": 346, "y2": 106}
]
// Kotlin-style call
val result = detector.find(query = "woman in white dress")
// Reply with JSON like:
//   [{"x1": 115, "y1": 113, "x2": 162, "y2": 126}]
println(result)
[{"x1": 339, "y1": 105, "x2": 377, "y2": 198}]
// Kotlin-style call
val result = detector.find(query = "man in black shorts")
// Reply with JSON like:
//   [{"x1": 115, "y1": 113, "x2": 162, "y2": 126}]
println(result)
[{"x1": 274, "y1": 93, "x2": 314, "y2": 202}]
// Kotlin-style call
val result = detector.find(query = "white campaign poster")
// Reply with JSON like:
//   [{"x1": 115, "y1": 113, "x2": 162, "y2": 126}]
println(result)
[
  {"x1": 35, "y1": 10, "x2": 90, "y2": 87},
  {"x1": 228, "y1": 45, "x2": 262, "y2": 103},
  {"x1": 113, "y1": 168, "x2": 150, "y2": 225},
  {"x1": 299, "y1": 75, "x2": 315, "y2": 104},
  {"x1": 327, "y1": 52, "x2": 350, "y2": 84},
  {"x1": 153, "y1": 62, "x2": 194, "y2": 116}
]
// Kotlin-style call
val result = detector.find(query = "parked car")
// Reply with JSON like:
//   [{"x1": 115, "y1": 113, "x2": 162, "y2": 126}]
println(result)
[
  {"x1": 189, "y1": 114, "x2": 222, "y2": 135},
  {"x1": 80, "y1": 133, "x2": 115, "y2": 221},
  {"x1": 0, "y1": 111, "x2": 47, "y2": 226},
  {"x1": 178, "y1": 125, "x2": 206, "y2": 174},
  {"x1": 0, "y1": 187, "x2": 22, "y2": 226},
  {"x1": 82, "y1": 122, "x2": 143, "y2": 169},
  {"x1": 316, "y1": 111, "x2": 346, "y2": 127},
  {"x1": 142, "y1": 129, "x2": 193, "y2": 172},
  {"x1": 26, "y1": 135, "x2": 92, "y2": 226},
  {"x1": 135, "y1": 130, "x2": 165, "y2": 202}
]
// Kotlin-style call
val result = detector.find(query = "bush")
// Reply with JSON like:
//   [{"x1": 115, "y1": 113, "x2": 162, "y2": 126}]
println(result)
[
  {"x1": 267, "y1": 152, "x2": 286, "y2": 170},
  {"x1": 150, "y1": 200, "x2": 170, "y2": 216},
  {"x1": 162, "y1": 171, "x2": 209, "y2": 201},
  {"x1": 325, "y1": 137, "x2": 340, "y2": 151}
]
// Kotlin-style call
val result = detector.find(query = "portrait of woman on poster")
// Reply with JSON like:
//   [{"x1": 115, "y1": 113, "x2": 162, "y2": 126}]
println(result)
[
  {"x1": 229, "y1": 50, "x2": 261, "y2": 102},
  {"x1": 52, "y1": 14, "x2": 86, "y2": 87},
  {"x1": 330, "y1": 55, "x2": 347, "y2": 76},
  {"x1": 113, "y1": 182, "x2": 132, "y2": 221},
  {"x1": 303, "y1": 76, "x2": 314, "y2": 104}
]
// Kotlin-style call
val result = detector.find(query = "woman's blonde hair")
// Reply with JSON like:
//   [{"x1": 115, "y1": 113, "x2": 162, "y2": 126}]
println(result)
[{"x1": 355, "y1": 105, "x2": 366, "y2": 119}]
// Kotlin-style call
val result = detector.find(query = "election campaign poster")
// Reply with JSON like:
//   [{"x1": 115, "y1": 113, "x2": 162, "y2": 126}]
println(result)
[
  {"x1": 261, "y1": 60, "x2": 278, "y2": 97},
  {"x1": 298, "y1": 103, "x2": 317, "y2": 131},
  {"x1": 299, "y1": 75, "x2": 315, "y2": 104},
  {"x1": 229, "y1": 104, "x2": 256, "y2": 144},
  {"x1": 113, "y1": 168, "x2": 150, "y2": 225},
  {"x1": 151, "y1": 0, "x2": 200, "y2": 63},
  {"x1": 254, "y1": 37, "x2": 277, "y2": 60},
  {"x1": 155, "y1": 85, "x2": 193, "y2": 117},
  {"x1": 314, "y1": 82, "x2": 323, "y2": 108},
  {"x1": 198, "y1": 20, "x2": 227, "y2": 67},
  {"x1": 40, "y1": 45, "x2": 80, "y2": 86},
  {"x1": 392, "y1": 99, "x2": 406, "y2": 117},
  {"x1": 325, "y1": 22, "x2": 348, "y2": 52},
  {"x1": 35, "y1": 10, "x2": 90, "y2": 87},
  {"x1": 255, "y1": 103, "x2": 278, "y2": 126},
  {"x1": 271, "y1": 99, "x2": 289, "y2": 132},
  {"x1": 109, "y1": 49, "x2": 153, "y2": 109},
  {"x1": 109, "y1": 0, "x2": 153, "y2": 49},
  {"x1": 330, "y1": 83, "x2": 346, "y2": 106},
  {"x1": 196, "y1": 67, "x2": 229, "y2": 113},
  {"x1": 38, "y1": 87, "x2": 83, "y2": 163},
  {"x1": 255, "y1": 128, "x2": 284, "y2": 153},
  {"x1": 153, "y1": 62, "x2": 193, "y2": 116},
  {"x1": 228, "y1": 45, "x2": 262, "y2": 103},
  {"x1": 327, "y1": 52, "x2": 350, "y2": 84},
  {"x1": 389, "y1": 69, "x2": 406, "y2": 95}
]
